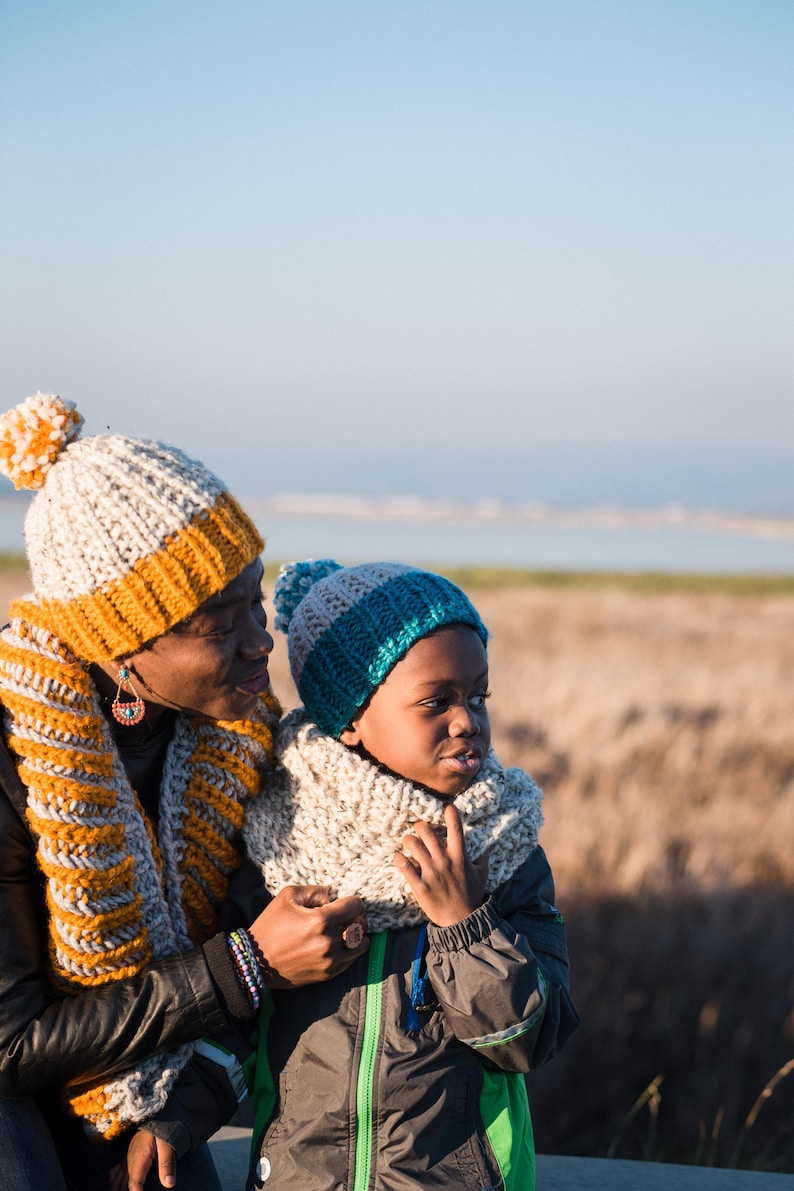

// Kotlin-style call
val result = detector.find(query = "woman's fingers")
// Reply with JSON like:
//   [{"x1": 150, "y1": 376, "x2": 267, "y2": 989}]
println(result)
[{"x1": 248, "y1": 886, "x2": 369, "y2": 988}]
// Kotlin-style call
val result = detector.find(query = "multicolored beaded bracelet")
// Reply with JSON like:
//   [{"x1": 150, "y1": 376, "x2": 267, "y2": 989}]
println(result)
[
  {"x1": 227, "y1": 928, "x2": 267, "y2": 1010},
  {"x1": 239, "y1": 927, "x2": 268, "y2": 991}
]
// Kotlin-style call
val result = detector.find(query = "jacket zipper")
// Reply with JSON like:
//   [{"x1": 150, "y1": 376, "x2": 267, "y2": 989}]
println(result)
[{"x1": 353, "y1": 929, "x2": 387, "y2": 1191}]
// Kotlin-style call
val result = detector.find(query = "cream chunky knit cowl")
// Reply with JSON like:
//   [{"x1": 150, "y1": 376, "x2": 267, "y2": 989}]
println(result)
[{"x1": 244, "y1": 709, "x2": 544, "y2": 932}]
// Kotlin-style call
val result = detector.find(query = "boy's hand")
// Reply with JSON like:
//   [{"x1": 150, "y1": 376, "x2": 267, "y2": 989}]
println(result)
[
  {"x1": 112, "y1": 1129, "x2": 176, "y2": 1191},
  {"x1": 394, "y1": 803, "x2": 489, "y2": 927}
]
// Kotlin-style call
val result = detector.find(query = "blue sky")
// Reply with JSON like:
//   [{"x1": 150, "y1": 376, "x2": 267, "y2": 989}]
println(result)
[{"x1": 1, "y1": 1, "x2": 792, "y2": 496}]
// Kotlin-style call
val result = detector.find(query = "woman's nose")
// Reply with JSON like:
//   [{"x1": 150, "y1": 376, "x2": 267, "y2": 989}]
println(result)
[{"x1": 241, "y1": 618, "x2": 274, "y2": 658}]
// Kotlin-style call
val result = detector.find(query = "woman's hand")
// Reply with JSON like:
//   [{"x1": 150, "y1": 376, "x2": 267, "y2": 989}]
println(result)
[
  {"x1": 394, "y1": 803, "x2": 489, "y2": 927},
  {"x1": 109, "y1": 1129, "x2": 175, "y2": 1191},
  {"x1": 248, "y1": 885, "x2": 369, "y2": 988}
]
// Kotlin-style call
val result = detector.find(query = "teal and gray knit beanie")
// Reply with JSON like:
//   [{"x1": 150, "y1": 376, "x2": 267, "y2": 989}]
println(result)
[{"x1": 273, "y1": 559, "x2": 489, "y2": 739}]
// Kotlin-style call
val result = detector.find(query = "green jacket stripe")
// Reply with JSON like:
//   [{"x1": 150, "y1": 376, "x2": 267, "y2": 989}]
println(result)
[{"x1": 353, "y1": 930, "x2": 388, "y2": 1191}]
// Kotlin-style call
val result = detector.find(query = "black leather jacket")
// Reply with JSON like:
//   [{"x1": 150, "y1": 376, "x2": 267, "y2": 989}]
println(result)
[{"x1": 0, "y1": 737, "x2": 251, "y2": 1106}]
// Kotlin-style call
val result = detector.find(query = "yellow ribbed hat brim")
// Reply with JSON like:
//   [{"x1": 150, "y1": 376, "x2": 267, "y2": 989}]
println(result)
[{"x1": 38, "y1": 491, "x2": 263, "y2": 663}]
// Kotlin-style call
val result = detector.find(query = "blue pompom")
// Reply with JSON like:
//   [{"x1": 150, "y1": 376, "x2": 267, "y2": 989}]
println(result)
[{"x1": 273, "y1": 559, "x2": 343, "y2": 634}]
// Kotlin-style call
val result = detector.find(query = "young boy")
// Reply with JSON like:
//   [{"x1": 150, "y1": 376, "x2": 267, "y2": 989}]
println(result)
[{"x1": 129, "y1": 560, "x2": 579, "y2": 1191}]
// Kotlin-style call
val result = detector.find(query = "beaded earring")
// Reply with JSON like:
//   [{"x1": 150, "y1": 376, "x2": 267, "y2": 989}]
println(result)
[{"x1": 111, "y1": 666, "x2": 146, "y2": 726}]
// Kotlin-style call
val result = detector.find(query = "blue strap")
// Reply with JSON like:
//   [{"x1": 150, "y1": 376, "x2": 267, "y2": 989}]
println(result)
[{"x1": 406, "y1": 922, "x2": 429, "y2": 1035}]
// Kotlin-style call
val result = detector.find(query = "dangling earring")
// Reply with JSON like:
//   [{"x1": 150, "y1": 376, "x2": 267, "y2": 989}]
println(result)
[{"x1": 111, "y1": 666, "x2": 146, "y2": 726}]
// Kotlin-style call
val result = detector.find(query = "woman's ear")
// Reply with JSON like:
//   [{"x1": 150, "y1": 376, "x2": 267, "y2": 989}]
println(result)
[{"x1": 339, "y1": 724, "x2": 361, "y2": 746}]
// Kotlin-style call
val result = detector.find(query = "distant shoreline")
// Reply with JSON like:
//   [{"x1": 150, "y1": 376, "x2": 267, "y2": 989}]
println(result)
[
  {"x1": 3, "y1": 490, "x2": 794, "y2": 541},
  {"x1": 2, "y1": 494, "x2": 792, "y2": 584},
  {"x1": 240, "y1": 493, "x2": 794, "y2": 542}
]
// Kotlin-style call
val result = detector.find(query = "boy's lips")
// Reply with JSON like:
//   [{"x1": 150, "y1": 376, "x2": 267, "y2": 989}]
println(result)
[{"x1": 441, "y1": 747, "x2": 482, "y2": 774}]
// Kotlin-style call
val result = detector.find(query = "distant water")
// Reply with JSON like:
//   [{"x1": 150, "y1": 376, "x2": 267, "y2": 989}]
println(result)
[
  {"x1": 2, "y1": 441, "x2": 792, "y2": 574},
  {"x1": 208, "y1": 443, "x2": 794, "y2": 518},
  {"x1": 249, "y1": 503, "x2": 794, "y2": 575},
  {"x1": 217, "y1": 442, "x2": 794, "y2": 573},
  {"x1": 4, "y1": 495, "x2": 791, "y2": 575}
]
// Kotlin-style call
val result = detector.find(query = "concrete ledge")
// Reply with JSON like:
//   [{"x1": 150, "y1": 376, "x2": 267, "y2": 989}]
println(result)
[
  {"x1": 209, "y1": 1126, "x2": 794, "y2": 1190},
  {"x1": 533, "y1": 1155, "x2": 794, "y2": 1190},
  {"x1": 209, "y1": 1126, "x2": 252, "y2": 1188}
]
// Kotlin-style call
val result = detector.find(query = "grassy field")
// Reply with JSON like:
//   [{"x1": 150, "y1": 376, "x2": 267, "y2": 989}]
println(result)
[{"x1": 3, "y1": 559, "x2": 793, "y2": 1170}]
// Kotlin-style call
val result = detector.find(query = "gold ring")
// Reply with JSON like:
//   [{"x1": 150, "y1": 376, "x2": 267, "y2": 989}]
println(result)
[{"x1": 342, "y1": 921, "x2": 364, "y2": 950}]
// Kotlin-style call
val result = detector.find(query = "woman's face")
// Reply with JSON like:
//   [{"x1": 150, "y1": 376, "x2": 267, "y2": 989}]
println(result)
[{"x1": 107, "y1": 559, "x2": 274, "y2": 722}]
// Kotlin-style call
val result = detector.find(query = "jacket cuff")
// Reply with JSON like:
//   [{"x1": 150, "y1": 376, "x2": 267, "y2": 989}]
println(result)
[
  {"x1": 202, "y1": 932, "x2": 257, "y2": 1024},
  {"x1": 145, "y1": 1116, "x2": 193, "y2": 1161},
  {"x1": 426, "y1": 896, "x2": 502, "y2": 953}
]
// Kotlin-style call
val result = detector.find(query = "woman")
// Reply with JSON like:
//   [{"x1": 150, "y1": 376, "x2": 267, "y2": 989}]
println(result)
[{"x1": 0, "y1": 393, "x2": 368, "y2": 1191}]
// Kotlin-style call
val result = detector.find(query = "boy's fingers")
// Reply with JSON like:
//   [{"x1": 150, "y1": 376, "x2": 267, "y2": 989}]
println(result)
[
  {"x1": 474, "y1": 846, "x2": 490, "y2": 879},
  {"x1": 394, "y1": 847, "x2": 421, "y2": 874},
  {"x1": 402, "y1": 828, "x2": 433, "y2": 866},
  {"x1": 394, "y1": 849, "x2": 426, "y2": 893},
  {"x1": 442, "y1": 803, "x2": 466, "y2": 853}
]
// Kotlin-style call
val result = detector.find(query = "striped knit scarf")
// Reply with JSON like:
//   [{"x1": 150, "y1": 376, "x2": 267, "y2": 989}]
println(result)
[
  {"x1": 0, "y1": 598, "x2": 279, "y2": 1139},
  {"x1": 244, "y1": 709, "x2": 544, "y2": 932}
]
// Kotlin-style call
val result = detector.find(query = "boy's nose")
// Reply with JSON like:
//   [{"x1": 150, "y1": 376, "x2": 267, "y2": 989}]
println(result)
[{"x1": 450, "y1": 706, "x2": 479, "y2": 736}]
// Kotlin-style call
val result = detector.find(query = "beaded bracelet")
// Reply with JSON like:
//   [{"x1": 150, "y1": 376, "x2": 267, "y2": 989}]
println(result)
[
  {"x1": 227, "y1": 928, "x2": 267, "y2": 1010},
  {"x1": 227, "y1": 934, "x2": 259, "y2": 1010},
  {"x1": 237, "y1": 927, "x2": 266, "y2": 978},
  {"x1": 228, "y1": 931, "x2": 263, "y2": 1010}
]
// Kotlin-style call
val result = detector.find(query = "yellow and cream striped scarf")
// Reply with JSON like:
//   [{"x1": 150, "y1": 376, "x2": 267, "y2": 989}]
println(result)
[{"x1": 0, "y1": 598, "x2": 279, "y2": 1139}]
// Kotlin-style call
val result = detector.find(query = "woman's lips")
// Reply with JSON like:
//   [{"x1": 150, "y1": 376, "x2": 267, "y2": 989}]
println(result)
[{"x1": 237, "y1": 668, "x2": 271, "y2": 696}]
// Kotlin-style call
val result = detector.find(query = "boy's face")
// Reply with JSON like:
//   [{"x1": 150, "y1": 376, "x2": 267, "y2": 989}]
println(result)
[{"x1": 340, "y1": 624, "x2": 491, "y2": 799}]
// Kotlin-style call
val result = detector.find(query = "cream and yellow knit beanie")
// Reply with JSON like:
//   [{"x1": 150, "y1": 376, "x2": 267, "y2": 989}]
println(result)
[{"x1": 0, "y1": 392, "x2": 264, "y2": 662}]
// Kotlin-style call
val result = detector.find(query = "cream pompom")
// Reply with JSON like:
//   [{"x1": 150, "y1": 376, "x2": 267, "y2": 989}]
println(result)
[{"x1": 0, "y1": 392, "x2": 84, "y2": 490}]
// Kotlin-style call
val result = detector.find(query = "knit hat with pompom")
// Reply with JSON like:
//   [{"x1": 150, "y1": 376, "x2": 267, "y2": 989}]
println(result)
[
  {"x1": 273, "y1": 559, "x2": 488, "y2": 738},
  {"x1": 0, "y1": 392, "x2": 263, "y2": 662}
]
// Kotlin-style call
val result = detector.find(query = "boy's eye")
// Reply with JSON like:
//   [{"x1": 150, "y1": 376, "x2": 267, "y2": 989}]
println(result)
[{"x1": 471, "y1": 690, "x2": 491, "y2": 709}]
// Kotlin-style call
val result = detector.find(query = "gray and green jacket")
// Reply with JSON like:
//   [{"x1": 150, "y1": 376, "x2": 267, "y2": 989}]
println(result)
[
  {"x1": 246, "y1": 846, "x2": 578, "y2": 1191},
  {"x1": 149, "y1": 843, "x2": 579, "y2": 1191}
]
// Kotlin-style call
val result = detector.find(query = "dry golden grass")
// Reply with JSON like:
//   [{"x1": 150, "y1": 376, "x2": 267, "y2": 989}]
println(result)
[
  {"x1": 0, "y1": 564, "x2": 29, "y2": 613},
  {"x1": 462, "y1": 582, "x2": 794, "y2": 1171},
  {"x1": 476, "y1": 584, "x2": 794, "y2": 898},
  {"x1": 3, "y1": 562, "x2": 792, "y2": 1169}
]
